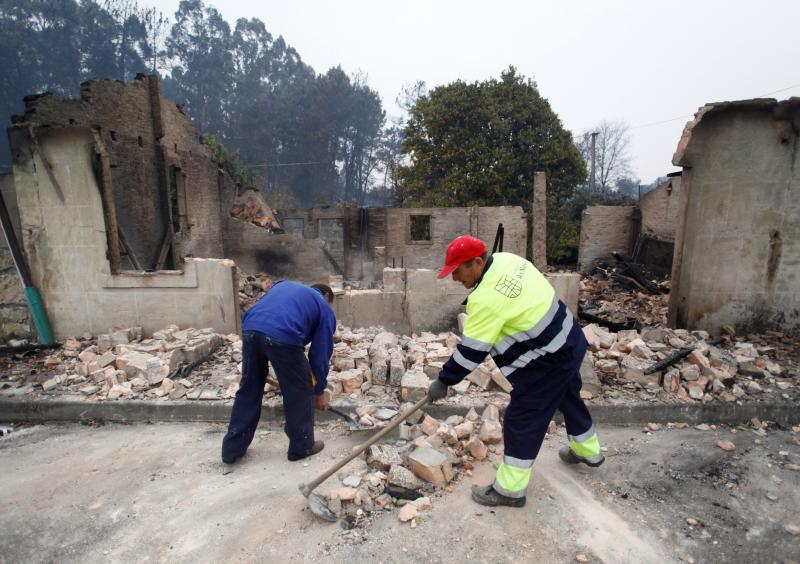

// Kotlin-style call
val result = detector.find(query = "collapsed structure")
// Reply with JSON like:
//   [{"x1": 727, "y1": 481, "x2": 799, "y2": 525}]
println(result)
[
  {"x1": 1, "y1": 84, "x2": 798, "y2": 527},
  {"x1": 0, "y1": 79, "x2": 796, "y2": 399},
  {"x1": 579, "y1": 97, "x2": 800, "y2": 334},
  {"x1": 0, "y1": 75, "x2": 561, "y2": 342}
]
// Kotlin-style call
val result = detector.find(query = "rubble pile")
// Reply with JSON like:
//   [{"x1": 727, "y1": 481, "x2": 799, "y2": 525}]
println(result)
[
  {"x1": 323, "y1": 403, "x2": 510, "y2": 525},
  {"x1": 1, "y1": 325, "x2": 239, "y2": 401},
  {"x1": 324, "y1": 326, "x2": 512, "y2": 415},
  {"x1": 2, "y1": 318, "x2": 796, "y2": 408},
  {"x1": 580, "y1": 270, "x2": 670, "y2": 329},
  {"x1": 581, "y1": 324, "x2": 797, "y2": 404}
]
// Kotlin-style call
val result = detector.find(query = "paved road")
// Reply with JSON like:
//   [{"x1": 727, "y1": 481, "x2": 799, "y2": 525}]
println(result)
[{"x1": 1, "y1": 421, "x2": 798, "y2": 563}]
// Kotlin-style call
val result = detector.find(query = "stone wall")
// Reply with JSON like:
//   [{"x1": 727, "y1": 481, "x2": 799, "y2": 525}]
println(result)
[
  {"x1": 577, "y1": 205, "x2": 638, "y2": 272},
  {"x1": 670, "y1": 99, "x2": 800, "y2": 331},
  {"x1": 0, "y1": 173, "x2": 30, "y2": 340},
  {"x1": 334, "y1": 268, "x2": 580, "y2": 334},
  {"x1": 10, "y1": 127, "x2": 239, "y2": 339},
  {"x1": 640, "y1": 176, "x2": 682, "y2": 241}
]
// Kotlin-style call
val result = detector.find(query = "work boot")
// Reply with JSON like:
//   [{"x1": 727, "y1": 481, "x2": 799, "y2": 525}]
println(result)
[
  {"x1": 470, "y1": 484, "x2": 526, "y2": 508},
  {"x1": 558, "y1": 446, "x2": 605, "y2": 467},
  {"x1": 288, "y1": 440, "x2": 325, "y2": 462}
]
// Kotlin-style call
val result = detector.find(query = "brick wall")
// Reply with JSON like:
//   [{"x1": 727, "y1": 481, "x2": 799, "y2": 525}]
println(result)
[
  {"x1": 15, "y1": 75, "x2": 232, "y2": 270},
  {"x1": 577, "y1": 205, "x2": 637, "y2": 272},
  {"x1": 640, "y1": 176, "x2": 682, "y2": 241},
  {"x1": 10, "y1": 128, "x2": 239, "y2": 339},
  {"x1": 221, "y1": 204, "x2": 529, "y2": 281}
]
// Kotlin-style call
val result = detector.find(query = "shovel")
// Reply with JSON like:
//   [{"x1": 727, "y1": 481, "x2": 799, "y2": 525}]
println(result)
[
  {"x1": 299, "y1": 395, "x2": 431, "y2": 522},
  {"x1": 327, "y1": 406, "x2": 372, "y2": 432}
]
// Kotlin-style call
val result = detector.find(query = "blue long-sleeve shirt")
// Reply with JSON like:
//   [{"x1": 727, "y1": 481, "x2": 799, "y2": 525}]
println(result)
[{"x1": 241, "y1": 280, "x2": 336, "y2": 395}]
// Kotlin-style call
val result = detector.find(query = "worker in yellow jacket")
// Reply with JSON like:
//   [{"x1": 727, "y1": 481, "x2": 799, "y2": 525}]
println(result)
[{"x1": 428, "y1": 236, "x2": 603, "y2": 507}]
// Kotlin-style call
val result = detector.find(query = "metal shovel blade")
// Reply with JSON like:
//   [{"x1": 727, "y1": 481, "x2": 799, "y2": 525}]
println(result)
[
  {"x1": 327, "y1": 406, "x2": 368, "y2": 432},
  {"x1": 299, "y1": 483, "x2": 338, "y2": 522}
]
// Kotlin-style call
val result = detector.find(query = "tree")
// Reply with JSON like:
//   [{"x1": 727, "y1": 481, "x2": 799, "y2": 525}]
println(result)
[
  {"x1": 395, "y1": 80, "x2": 426, "y2": 116},
  {"x1": 615, "y1": 176, "x2": 641, "y2": 199},
  {"x1": 163, "y1": 0, "x2": 233, "y2": 136},
  {"x1": 396, "y1": 67, "x2": 586, "y2": 209},
  {"x1": 577, "y1": 120, "x2": 632, "y2": 192}
]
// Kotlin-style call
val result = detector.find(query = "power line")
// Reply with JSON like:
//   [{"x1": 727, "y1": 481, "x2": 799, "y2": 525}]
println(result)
[
  {"x1": 630, "y1": 80, "x2": 800, "y2": 130},
  {"x1": 755, "y1": 82, "x2": 800, "y2": 97}
]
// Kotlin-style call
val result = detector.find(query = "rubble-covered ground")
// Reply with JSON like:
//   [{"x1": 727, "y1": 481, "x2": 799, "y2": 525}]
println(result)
[
  {"x1": 2, "y1": 315, "x2": 798, "y2": 409},
  {"x1": 1, "y1": 421, "x2": 798, "y2": 563}
]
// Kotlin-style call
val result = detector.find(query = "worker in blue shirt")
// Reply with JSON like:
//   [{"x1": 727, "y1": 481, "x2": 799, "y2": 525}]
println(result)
[{"x1": 222, "y1": 281, "x2": 337, "y2": 464}]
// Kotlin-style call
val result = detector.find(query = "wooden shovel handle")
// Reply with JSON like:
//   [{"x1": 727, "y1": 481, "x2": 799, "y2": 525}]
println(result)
[{"x1": 300, "y1": 395, "x2": 431, "y2": 496}]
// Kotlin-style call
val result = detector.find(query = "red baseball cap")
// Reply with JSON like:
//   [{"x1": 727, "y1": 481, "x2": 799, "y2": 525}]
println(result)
[{"x1": 437, "y1": 236, "x2": 487, "y2": 279}]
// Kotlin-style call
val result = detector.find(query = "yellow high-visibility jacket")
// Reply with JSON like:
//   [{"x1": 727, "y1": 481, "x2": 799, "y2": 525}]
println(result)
[{"x1": 440, "y1": 252, "x2": 578, "y2": 384}]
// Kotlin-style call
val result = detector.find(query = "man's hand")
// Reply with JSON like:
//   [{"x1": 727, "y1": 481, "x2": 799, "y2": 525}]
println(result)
[
  {"x1": 314, "y1": 393, "x2": 329, "y2": 411},
  {"x1": 427, "y1": 379, "x2": 448, "y2": 402}
]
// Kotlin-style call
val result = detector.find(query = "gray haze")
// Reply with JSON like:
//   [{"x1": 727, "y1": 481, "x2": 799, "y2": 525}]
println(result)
[{"x1": 151, "y1": 0, "x2": 800, "y2": 184}]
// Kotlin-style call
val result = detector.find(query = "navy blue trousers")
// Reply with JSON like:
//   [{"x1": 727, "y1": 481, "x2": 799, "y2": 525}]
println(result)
[
  {"x1": 503, "y1": 322, "x2": 594, "y2": 461},
  {"x1": 221, "y1": 331, "x2": 315, "y2": 461}
]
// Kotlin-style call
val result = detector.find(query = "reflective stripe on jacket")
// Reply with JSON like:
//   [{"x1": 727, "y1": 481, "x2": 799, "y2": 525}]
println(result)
[{"x1": 439, "y1": 252, "x2": 578, "y2": 385}]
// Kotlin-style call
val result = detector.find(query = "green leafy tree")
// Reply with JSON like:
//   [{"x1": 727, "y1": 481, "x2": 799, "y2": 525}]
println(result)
[
  {"x1": 163, "y1": 0, "x2": 233, "y2": 136},
  {"x1": 396, "y1": 67, "x2": 585, "y2": 210}
]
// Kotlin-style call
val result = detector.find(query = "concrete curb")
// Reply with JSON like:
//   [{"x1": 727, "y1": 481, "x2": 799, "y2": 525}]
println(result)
[{"x1": 0, "y1": 397, "x2": 796, "y2": 426}]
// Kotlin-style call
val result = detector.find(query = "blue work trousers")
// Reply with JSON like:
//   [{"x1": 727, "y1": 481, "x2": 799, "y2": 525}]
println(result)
[
  {"x1": 503, "y1": 322, "x2": 594, "y2": 461},
  {"x1": 221, "y1": 330, "x2": 315, "y2": 461}
]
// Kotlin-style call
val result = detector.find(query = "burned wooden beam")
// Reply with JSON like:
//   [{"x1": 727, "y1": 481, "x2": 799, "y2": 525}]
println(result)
[
  {"x1": 117, "y1": 226, "x2": 142, "y2": 271},
  {"x1": 612, "y1": 251, "x2": 664, "y2": 294},
  {"x1": 91, "y1": 133, "x2": 122, "y2": 274},
  {"x1": 643, "y1": 336, "x2": 726, "y2": 375},
  {"x1": 154, "y1": 228, "x2": 173, "y2": 271},
  {"x1": 578, "y1": 309, "x2": 639, "y2": 332}
]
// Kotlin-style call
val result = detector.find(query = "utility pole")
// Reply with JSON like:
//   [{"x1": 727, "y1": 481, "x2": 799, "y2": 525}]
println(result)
[{"x1": 589, "y1": 131, "x2": 599, "y2": 193}]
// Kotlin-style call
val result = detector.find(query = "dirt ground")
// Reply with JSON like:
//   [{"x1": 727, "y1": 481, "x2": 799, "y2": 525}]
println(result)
[{"x1": 1, "y1": 421, "x2": 798, "y2": 564}]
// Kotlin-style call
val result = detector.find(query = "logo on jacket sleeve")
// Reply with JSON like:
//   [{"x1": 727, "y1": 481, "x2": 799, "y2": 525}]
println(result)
[{"x1": 495, "y1": 275, "x2": 522, "y2": 298}]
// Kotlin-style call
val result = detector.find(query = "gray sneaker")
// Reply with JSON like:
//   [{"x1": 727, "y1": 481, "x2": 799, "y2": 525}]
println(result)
[
  {"x1": 470, "y1": 484, "x2": 526, "y2": 508},
  {"x1": 558, "y1": 446, "x2": 605, "y2": 467}
]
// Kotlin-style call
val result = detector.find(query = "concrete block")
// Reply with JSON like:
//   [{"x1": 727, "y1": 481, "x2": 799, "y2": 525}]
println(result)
[
  {"x1": 388, "y1": 464, "x2": 423, "y2": 490},
  {"x1": 389, "y1": 355, "x2": 406, "y2": 387},
  {"x1": 467, "y1": 364, "x2": 494, "y2": 390},
  {"x1": 580, "y1": 354, "x2": 602, "y2": 396},
  {"x1": 453, "y1": 420, "x2": 473, "y2": 440},
  {"x1": 420, "y1": 415, "x2": 440, "y2": 436},
  {"x1": 339, "y1": 370, "x2": 364, "y2": 393},
  {"x1": 466, "y1": 437, "x2": 488, "y2": 460},
  {"x1": 545, "y1": 272, "x2": 580, "y2": 315},
  {"x1": 479, "y1": 419, "x2": 503, "y2": 444},
  {"x1": 482, "y1": 404, "x2": 500, "y2": 421},
  {"x1": 366, "y1": 445, "x2": 402, "y2": 471},
  {"x1": 490, "y1": 368, "x2": 513, "y2": 393},
  {"x1": 400, "y1": 369, "x2": 429, "y2": 402},
  {"x1": 408, "y1": 446, "x2": 453, "y2": 487},
  {"x1": 94, "y1": 350, "x2": 116, "y2": 368},
  {"x1": 116, "y1": 351, "x2": 153, "y2": 377}
]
